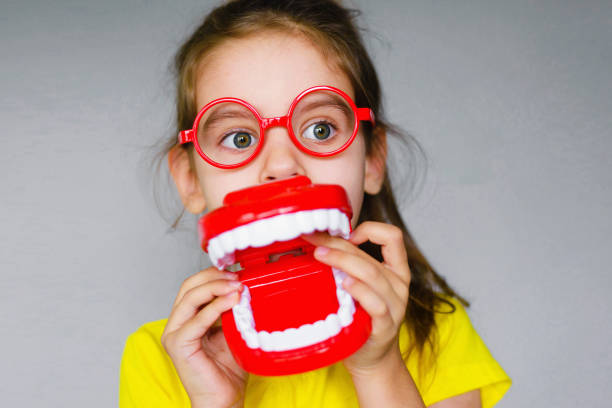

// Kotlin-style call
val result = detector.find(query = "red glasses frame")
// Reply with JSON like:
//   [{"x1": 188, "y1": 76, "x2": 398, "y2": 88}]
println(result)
[{"x1": 178, "y1": 85, "x2": 375, "y2": 169}]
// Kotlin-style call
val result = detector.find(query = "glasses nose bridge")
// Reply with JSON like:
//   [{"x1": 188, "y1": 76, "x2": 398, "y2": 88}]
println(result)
[{"x1": 261, "y1": 115, "x2": 289, "y2": 132}]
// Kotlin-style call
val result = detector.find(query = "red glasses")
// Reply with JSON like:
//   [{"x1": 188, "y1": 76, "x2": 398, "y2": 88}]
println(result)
[{"x1": 178, "y1": 85, "x2": 375, "y2": 169}]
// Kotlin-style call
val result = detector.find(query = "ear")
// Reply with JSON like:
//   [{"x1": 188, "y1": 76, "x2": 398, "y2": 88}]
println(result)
[
  {"x1": 167, "y1": 145, "x2": 206, "y2": 214},
  {"x1": 364, "y1": 127, "x2": 387, "y2": 195}
]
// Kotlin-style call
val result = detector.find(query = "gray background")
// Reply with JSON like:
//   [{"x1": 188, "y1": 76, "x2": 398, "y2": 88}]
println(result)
[{"x1": 2, "y1": 0, "x2": 611, "y2": 406}]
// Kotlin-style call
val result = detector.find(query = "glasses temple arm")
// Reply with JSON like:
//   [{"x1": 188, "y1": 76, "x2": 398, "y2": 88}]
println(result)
[
  {"x1": 357, "y1": 108, "x2": 376, "y2": 125},
  {"x1": 178, "y1": 129, "x2": 195, "y2": 144}
]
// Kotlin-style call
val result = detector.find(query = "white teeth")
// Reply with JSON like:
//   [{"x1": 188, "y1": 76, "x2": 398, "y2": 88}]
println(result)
[
  {"x1": 258, "y1": 331, "x2": 272, "y2": 350},
  {"x1": 325, "y1": 313, "x2": 341, "y2": 336},
  {"x1": 338, "y1": 302, "x2": 354, "y2": 326},
  {"x1": 231, "y1": 267, "x2": 355, "y2": 352},
  {"x1": 251, "y1": 220, "x2": 273, "y2": 247},
  {"x1": 220, "y1": 233, "x2": 235, "y2": 255},
  {"x1": 208, "y1": 240, "x2": 222, "y2": 263},
  {"x1": 271, "y1": 213, "x2": 301, "y2": 242},
  {"x1": 332, "y1": 267, "x2": 348, "y2": 285},
  {"x1": 243, "y1": 330, "x2": 259, "y2": 349},
  {"x1": 311, "y1": 320, "x2": 327, "y2": 343},
  {"x1": 340, "y1": 215, "x2": 350, "y2": 239},
  {"x1": 296, "y1": 211, "x2": 315, "y2": 234},
  {"x1": 207, "y1": 209, "x2": 351, "y2": 269},
  {"x1": 234, "y1": 225, "x2": 250, "y2": 250},
  {"x1": 313, "y1": 209, "x2": 328, "y2": 231},
  {"x1": 328, "y1": 209, "x2": 340, "y2": 234},
  {"x1": 283, "y1": 327, "x2": 300, "y2": 347}
]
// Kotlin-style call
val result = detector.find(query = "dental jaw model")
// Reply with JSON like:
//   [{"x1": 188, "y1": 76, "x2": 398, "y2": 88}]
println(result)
[{"x1": 199, "y1": 176, "x2": 371, "y2": 376}]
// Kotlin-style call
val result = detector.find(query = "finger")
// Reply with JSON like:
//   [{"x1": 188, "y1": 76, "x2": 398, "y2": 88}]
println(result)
[
  {"x1": 314, "y1": 247, "x2": 405, "y2": 323},
  {"x1": 348, "y1": 222, "x2": 410, "y2": 284},
  {"x1": 302, "y1": 231, "x2": 373, "y2": 263},
  {"x1": 308, "y1": 228, "x2": 410, "y2": 306},
  {"x1": 173, "y1": 268, "x2": 238, "y2": 308},
  {"x1": 378, "y1": 263, "x2": 410, "y2": 305},
  {"x1": 305, "y1": 229, "x2": 409, "y2": 311},
  {"x1": 171, "y1": 291, "x2": 241, "y2": 346},
  {"x1": 341, "y1": 277, "x2": 396, "y2": 335},
  {"x1": 166, "y1": 279, "x2": 242, "y2": 333},
  {"x1": 302, "y1": 231, "x2": 359, "y2": 253}
]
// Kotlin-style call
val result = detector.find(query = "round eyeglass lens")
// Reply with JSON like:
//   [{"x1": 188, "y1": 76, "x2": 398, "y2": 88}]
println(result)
[
  {"x1": 291, "y1": 89, "x2": 356, "y2": 154},
  {"x1": 196, "y1": 101, "x2": 261, "y2": 166}
]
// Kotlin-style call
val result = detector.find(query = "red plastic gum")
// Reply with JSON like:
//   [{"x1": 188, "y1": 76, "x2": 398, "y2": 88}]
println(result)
[{"x1": 199, "y1": 175, "x2": 371, "y2": 376}]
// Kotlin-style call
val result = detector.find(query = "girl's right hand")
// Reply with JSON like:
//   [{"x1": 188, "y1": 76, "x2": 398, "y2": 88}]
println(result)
[{"x1": 161, "y1": 268, "x2": 246, "y2": 408}]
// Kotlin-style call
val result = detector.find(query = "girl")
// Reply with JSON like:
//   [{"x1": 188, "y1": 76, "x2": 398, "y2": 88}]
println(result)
[{"x1": 120, "y1": 1, "x2": 511, "y2": 407}]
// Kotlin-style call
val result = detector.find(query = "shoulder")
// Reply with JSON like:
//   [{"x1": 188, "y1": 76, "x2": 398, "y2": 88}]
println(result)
[
  {"x1": 121, "y1": 318, "x2": 173, "y2": 373},
  {"x1": 400, "y1": 295, "x2": 512, "y2": 408},
  {"x1": 433, "y1": 296, "x2": 505, "y2": 372},
  {"x1": 434, "y1": 296, "x2": 478, "y2": 350},
  {"x1": 125, "y1": 318, "x2": 168, "y2": 348},
  {"x1": 121, "y1": 319, "x2": 170, "y2": 368},
  {"x1": 119, "y1": 319, "x2": 190, "y2": 407},
  {"x1": 399, "y1": 296, "x2": 481, "y2": 363}
]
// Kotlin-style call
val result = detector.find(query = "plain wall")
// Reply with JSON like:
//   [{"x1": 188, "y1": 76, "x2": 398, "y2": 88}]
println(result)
[{"x1": 2, "y1": 0, "x2": 611, "y2": 406}]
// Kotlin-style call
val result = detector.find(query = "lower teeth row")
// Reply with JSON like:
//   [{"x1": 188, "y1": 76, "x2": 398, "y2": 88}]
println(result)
[{"x1": 232, "y1": 268, "x2": 356, "y2": 352}]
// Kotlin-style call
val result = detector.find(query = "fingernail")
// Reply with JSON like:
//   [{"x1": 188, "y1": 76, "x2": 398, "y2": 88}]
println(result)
[
  {"x1": 343, "y1": 276, "x2": 354, "y2": 287},
  {"x1": 314, "y1": 246, "x2": 330, "y2": 257},
  {"x1": 225, "y1": 272, "x2": 239, "y2": 280}
]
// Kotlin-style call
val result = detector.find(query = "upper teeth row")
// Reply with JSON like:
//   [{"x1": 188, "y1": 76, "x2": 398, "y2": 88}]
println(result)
[{"x1": 207, "y1": 208, "x2": 351, "y2": 269}]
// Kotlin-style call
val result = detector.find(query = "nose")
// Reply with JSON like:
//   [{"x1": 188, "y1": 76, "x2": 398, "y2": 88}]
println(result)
[{"x1": 258, "y1": 127, "x2": 304, "y2": 183}]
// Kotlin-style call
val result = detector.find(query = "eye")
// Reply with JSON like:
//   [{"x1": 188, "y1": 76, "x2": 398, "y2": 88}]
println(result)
[
  {"x1": 220, "y1": 131, "x2": 257, "y2": 150},
  {"x1": 302, "y1": 122, "x2": 336, "y2": 141}
]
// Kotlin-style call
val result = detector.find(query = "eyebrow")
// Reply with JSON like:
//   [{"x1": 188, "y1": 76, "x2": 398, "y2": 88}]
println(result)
[
  {"x1": 200, "y1": 105, "x2": 257, "y2": 130},
  {"x1": 292, "y1": 95, "x2": 352, "y2": 117}
]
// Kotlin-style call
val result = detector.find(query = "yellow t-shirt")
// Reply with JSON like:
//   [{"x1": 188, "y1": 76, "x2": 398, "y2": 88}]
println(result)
[{"x1": 119, "y1": 297, "x2": 511, "y2": 407}]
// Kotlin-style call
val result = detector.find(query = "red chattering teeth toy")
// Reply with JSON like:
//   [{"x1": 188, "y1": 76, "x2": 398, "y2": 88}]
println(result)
[{"x1": 199, "y1": 175, "x2": 372, "y2": 376}]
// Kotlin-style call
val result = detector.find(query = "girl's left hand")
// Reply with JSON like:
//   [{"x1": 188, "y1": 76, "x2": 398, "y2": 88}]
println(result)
[{"x1": 302, "y1": 221, "x2": 410, "y2": 377}]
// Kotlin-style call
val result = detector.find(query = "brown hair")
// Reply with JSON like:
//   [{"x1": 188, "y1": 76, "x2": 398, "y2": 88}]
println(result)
[{"x1": 154, "y1": 0, "x2": 468, "y2": 370}]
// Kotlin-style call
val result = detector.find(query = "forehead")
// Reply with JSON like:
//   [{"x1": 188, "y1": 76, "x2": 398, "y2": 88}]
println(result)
[{"x1": 194, "y1": 32, "x2": 354, "y2": 117}]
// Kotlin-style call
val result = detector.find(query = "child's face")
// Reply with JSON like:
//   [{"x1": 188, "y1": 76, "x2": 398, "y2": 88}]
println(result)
[{"x1": 178, "y1": 32, "x2": 384, "y2": 228}]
